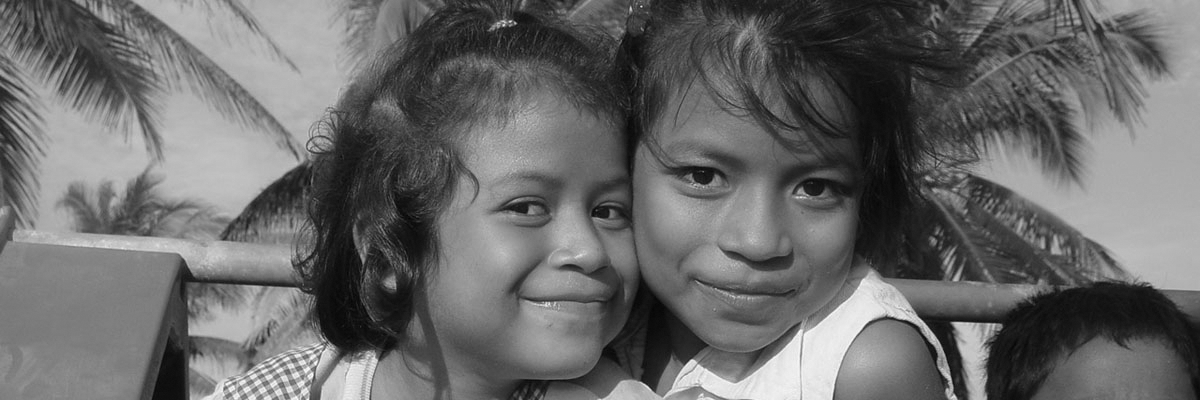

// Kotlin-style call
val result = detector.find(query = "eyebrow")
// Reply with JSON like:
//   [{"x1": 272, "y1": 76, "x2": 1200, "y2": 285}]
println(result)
[
  {"x1": 661, "y1": 141, "x2": 858, "y2": 173},
  {"x1": 660, "y1": 142, "x2": 747, "y2": 171},
  {"x1": 490, "y1": 171, "x2": 630, "y2": 193}
]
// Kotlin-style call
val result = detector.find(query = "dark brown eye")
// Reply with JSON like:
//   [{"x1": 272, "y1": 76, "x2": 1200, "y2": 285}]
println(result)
[
  {"x1": 797, "y1": 180, "x2": 829, "y2": 197},
  {"x1": 688, "y1": 169, "x2": 715, "y2": 185}
]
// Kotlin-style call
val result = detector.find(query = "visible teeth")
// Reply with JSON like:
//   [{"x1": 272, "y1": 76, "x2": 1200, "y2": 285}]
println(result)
[{"x1": 700, "y1": 281, "x2": 791, "y2": 296}]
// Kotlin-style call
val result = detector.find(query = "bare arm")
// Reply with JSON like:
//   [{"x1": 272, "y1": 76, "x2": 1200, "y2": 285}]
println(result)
[{"x1": 834, "y1": 319, "x2": 947, "y2": 400}]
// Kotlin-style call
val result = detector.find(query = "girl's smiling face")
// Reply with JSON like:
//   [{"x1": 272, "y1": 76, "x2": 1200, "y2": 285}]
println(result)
[
  {"x1": 418, "y1": 93, "x2": 637, "y2": 381},
  {"x1": 633, "y1": 81, "x2": 862, "y2": 354}
]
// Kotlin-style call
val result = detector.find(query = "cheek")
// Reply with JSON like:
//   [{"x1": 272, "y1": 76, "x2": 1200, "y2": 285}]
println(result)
[
  {"x1": 432, "y1": 220, "x2": 543, "y2": 315},
  {"x1": 632, "y1": 176, "x2": 706, "y2": 258},
  {"x1": 602, "y1": 229, "x2": 640, "y2": 303},
  {"x1": 796, "y1": 203, "x2": 860, "y2": 261}
]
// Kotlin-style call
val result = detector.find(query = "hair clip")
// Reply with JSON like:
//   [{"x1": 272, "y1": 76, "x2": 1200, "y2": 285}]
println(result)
[
  {"x1": 625, "y1": 0, "x2": 650, "y2": 37},
  {"x1": 488, "y1": 19, "x2": 518, "y2": 32}
]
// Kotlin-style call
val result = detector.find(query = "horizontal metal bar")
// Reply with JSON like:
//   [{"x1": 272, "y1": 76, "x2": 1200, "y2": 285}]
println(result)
[
  {"x1": 9, "y1": 227, "x2": 1200, "y2": 322},
  {"x1": 892, "y1": 279, "x2": 1200, "y2": 322},
  {"x1": 13, "y1": 229, "x2": 297, "y2": 287},
  {"x1": 888, "y1": 278, "x2": 1045, "y2": 323}
]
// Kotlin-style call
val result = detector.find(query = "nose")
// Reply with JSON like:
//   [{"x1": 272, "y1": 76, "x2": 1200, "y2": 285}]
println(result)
[
  {"x1": 716, "y1": 189, "x2": 793, "y2": 263},
  {"x1": 547, "y1": 214, "x2": 611, "y2": 274}
]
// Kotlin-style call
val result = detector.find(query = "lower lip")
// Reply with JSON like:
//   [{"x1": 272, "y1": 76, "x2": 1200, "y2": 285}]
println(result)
[
  {"x1": 694, "y1": 280, "x2": 794, "y2": 310},
  {"x1": 524, "y1": 300, "x2": 609, "y2": 316}
]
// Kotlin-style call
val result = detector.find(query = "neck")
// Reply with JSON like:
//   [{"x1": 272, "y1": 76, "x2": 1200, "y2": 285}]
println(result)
[
  {"x1": 642, "y1": 305, "x2": 708, "y2": 393},
  {"x1": 662, "y1": 309, "x2": 707, "y2": 364},
  {"x1": 643, "y1": 306, "x2": 764, "y2": 391},
  {"x1": 373, "y1": 350, "x2": 520, "y2": 400},
  {"x1": 372, "y1": 316, "x2": 521, "y2": 400}
]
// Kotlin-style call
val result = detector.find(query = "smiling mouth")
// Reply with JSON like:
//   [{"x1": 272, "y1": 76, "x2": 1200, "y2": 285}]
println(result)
[{"x1": 694, "y1": 280, "x2": 797, "y2": 308}]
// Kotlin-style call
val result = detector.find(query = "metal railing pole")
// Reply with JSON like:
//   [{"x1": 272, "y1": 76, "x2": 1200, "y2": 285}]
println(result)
[{"x1": 11, "y1": 229, "x2": 297, "y2": 287}]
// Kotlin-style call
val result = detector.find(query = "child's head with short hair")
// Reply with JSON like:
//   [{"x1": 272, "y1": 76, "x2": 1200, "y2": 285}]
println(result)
[
  {"x1": 624, "y1": 0, "x2": 945, "y2": 353},
  {"x1": 299, "y1": 0, "x2": 637, "y2": 391},
  {"x1": 986, "y1": 281, "x2": 1200, "y2": 400}
]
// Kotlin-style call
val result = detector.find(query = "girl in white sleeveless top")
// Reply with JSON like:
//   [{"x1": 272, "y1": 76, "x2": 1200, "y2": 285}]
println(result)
[{"x1": 618, "y1": 0, "x2": 959, "y2": 398}]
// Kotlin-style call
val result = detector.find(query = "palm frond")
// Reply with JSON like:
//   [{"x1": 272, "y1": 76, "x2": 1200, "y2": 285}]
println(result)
[
  {"x1": 1084, "y1": 11, "x2": 1169, "y2": 127},
  {"x1": 56, "y1": 182, "x2": 103, "y2": 233},
  {"x1": 336, "y1": 0, "x2": 386, "y2": 65},
  {"x1": 918, "y1": 171, "x2": 1129, "y2": 285},
  {"x1": 188, "y1": 367, "x2": 218, "y2": 398},
  {"x1": 80, "y1": 0, "x2": 304, "y2": 158},
  {"x1": 2, "y1": 0, "x2": 166, "y2": 157},
  {"x1": 567, "y1": 0, "x2": 630, "y2": 37},
  {"x1": 116, "y1": 167, "x2": 165, "y2": 235},
  {"x1": 96, "y1": 180, "x2": 117, "y2": 233},
  {"x1": 339, "y1": 0, "x2": 441, "y2": 66},
  {"x1": 955, "y1": 173, "x2": 1129, "y2": 281},
  {"x1": 187, "y1": 282, "x2": 250, "y2": 321},
  {"x1": 925, "y1": 1, "x2": 1169, "y2": 185},
  {"x1": 242, "y1": 286, "x2": 317, "y2": 363},
  {"x1": 154, "y1": 0, "x2": 299, "y2": 71},
  {"x1": 0, "y1": 55, "x2": 44, "y2": 227},
  {"x1": 921, "y1": 179, "x2": 1004, "y2": 282},
  {"x1": 221, "y1": 161, "x2": 312, "y2": 242},
  {"x1": 928, "y1": 81, "x2": 1088, "y2": 185},
  {"x1": 189, "y1": 335, "x2": 253, "y2": 371}
]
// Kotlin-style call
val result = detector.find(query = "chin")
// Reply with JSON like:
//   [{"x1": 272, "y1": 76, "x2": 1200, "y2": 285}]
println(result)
[
  {"x1": 515, "y1": 334, "x2": 608, "y2": 380},
  {"x1": 695, "y1": 321, "x2": 794, "y2": 354},
  {"x1": 520, "y1": 347, "x2": 602, "y2": 380}
]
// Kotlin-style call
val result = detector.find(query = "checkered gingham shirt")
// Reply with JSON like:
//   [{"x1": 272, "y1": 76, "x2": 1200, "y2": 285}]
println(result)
[
  {"x1": 208, "y1": 342, "x2": 549, "y2": 400},
  {"x1": 214, "y1": 342, "x2": 327, "y2": 399}
]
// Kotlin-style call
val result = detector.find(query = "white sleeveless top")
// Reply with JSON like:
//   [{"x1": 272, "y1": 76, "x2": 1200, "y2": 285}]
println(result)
[{"x1": 644, "y1": 262, "x2": 958, "y2": 400}]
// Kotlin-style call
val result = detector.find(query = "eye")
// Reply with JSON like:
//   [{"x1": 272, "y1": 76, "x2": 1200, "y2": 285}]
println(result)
[
  {"x1": 796, "y1": 180, "x2": 831, "y2": 197},
  {"x1": 792, "y1": 179, "x2": 849, "y2": 207},
  {"x1": 503, "y1": 200, "x2": 549, "y2": 216},
  {"x1": 592, "y1": 204, "x2": 631, "y2": 229},
  {"x1": 676, "y1": 167, "x2": 727, "y2": 188}
]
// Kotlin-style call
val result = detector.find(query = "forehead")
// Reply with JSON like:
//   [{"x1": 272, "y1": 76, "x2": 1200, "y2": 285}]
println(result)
[
  {"x1": 1030, "y1": 337, "x2": 1195, "y2": 400},
  {"x1": 459, "y1": 94, "x2": 625, "y2": 179},
  {"x1": 650, "y1": 78, "x2": 860, "y2": 164}
]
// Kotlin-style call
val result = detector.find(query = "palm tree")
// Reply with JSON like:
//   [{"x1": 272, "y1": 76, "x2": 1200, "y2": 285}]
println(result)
[
  {"x1": 898, "y1": 0, "x2": 1167, "y2": 285},
  {"x1": 55, "y1": 167, "x2": 251, "y2": 397},
  {"x1": 219, "y1": 162, "x2": 321, "y2": 366},
  {"x1": 0, "y1": 0, "x2": 305, "y2": 227}
]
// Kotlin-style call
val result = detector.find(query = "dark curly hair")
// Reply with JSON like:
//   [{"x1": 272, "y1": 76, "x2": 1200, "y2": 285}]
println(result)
[
  {"x1": 986, "y1": 281, "x2": 1200, "y2": 400},
  {"x1": 297, "y1": 0, "x2": 626, "y2": 354},
  {"x1": 621, "y1": 0, "x2": 950, "y2": 265}
]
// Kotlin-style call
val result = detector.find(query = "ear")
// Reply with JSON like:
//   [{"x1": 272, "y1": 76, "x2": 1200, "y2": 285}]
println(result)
[
  {"x1": 380, "y1": 270, "x2": 398, "y2": 293},
  {"x1": 353, "y1": 223, "x2": 400, "y2": 294}
]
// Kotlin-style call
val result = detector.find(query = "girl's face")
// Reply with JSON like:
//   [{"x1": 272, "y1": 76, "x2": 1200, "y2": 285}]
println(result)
[
  {"x1": 420, "y1": 94, "x2": 637, "y2": 382},
  {"x1": 632, "y1": 82, "x2": 862, "y2": 353}
]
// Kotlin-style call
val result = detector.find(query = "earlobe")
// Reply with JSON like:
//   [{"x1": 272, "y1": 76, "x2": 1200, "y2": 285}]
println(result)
[
  {"x1": 381, "y1": 271, "x2": 398, "y2": 293},
  {"x1": 353, "y1": 223, "x2": 399, "y2": 294}
]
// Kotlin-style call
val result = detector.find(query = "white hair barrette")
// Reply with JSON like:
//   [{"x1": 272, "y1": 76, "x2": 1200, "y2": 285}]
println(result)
[{"x1": 488, "y1": 19, "x2": 517, "y2": 32}]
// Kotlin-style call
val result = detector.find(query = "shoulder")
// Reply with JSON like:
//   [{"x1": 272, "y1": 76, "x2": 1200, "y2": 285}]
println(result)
[
  {"x1": 552, "y1": 357, "x2": 660, "y2": 400},
  {"x1": 214, "y1": 342, "x2": 329, "y2": 400},
  {"x1": 834, "y1": 319, "x2": 946, "y2": 400}
]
